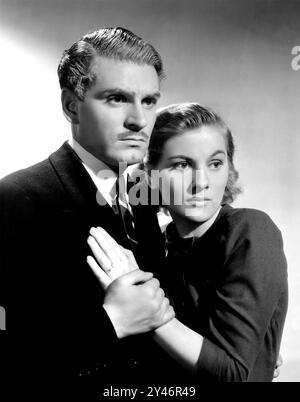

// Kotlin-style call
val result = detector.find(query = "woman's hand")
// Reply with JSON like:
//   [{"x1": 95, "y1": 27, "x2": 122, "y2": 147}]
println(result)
[
  {"x1": 273, "y1": 354, "x2": 283, "y2": 380},
  {"x1": 87, "y1": 227, "x2": 139, "y2": 289}
]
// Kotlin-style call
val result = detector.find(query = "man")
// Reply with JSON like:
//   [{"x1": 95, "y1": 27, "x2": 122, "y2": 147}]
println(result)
[{"x1": 0, "y1": 27, "x2": 178, "y2": 394}]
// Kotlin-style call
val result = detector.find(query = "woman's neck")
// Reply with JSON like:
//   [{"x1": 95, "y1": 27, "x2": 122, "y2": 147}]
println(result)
[{"x1": 170, "y1": 207, "x2": 221, "y2": 239}]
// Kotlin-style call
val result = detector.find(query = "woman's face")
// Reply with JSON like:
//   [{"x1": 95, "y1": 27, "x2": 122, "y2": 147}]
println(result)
[{"x1": 155, "y1": 125, "x2": 229, "y2": 225}]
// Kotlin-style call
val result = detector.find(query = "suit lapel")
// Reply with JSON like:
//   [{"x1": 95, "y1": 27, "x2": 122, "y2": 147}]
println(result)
[
  {"x1": 48, "y1": 142, "x2": 130, "y2": 245},
  {"x1": 49, "y1": 142, "x2": 100, "y2": 209}
]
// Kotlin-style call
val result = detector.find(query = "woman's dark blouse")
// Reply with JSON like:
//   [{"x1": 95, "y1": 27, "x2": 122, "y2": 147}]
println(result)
[{"x1": 163, "y1": 205, "x2": 288, "y2": 382}]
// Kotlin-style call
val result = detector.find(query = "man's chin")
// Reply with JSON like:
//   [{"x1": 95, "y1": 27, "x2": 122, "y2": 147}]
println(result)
[
  {"x1": 118, "y1": 150, "x2": 144, "y2": 166},
  {"x1": 103, "y1": 154, "x2": 143, "y2": 172}
]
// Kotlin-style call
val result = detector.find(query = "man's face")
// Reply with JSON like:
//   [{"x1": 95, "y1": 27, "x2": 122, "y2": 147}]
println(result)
[{"x1": 75, "y1": 56, "x2": 161, "y2": 168}]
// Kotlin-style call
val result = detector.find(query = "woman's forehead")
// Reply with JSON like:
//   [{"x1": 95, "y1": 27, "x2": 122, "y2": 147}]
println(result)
[{"x1": 162, "y1": 126, "x2": 227, "y2": 157}]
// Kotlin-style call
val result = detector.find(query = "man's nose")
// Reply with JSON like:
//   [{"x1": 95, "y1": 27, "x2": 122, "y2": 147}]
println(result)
[
  {"x1": 124, "y1": 103, "x2": 147, "y2": 132},
  {"x1": 192, "y1": 168, "x2": 209, "y2": 193}
]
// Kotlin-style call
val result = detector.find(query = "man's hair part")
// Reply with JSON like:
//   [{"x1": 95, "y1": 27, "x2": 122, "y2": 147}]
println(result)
[{"x1": 57, "y1": 27, "x2": 165, "y2": 101}]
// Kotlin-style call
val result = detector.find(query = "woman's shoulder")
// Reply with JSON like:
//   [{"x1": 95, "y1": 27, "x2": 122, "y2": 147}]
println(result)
[
  {"x1": 217, "y1": 206, "x2": 287, "y2": 285},
  {"x1": 221, "y1": 205, "x2": 273, "y2": 223},
  {"x1": 219, "y1": 205, "x2": 282, "y2": 240}
]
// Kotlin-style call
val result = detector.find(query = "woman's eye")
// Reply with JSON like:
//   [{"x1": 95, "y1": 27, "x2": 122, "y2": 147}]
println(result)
[
  {"x1": 210, "y1": 160, "x2": 223, "y2": 169},
  {"x1": 173, "y1": 161, "x2": 189, "y2": 170}
]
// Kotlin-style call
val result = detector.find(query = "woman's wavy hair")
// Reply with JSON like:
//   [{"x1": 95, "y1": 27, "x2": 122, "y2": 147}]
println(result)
[{"x1": 146, "y1": 103, "x2": 242, "y2": 205}]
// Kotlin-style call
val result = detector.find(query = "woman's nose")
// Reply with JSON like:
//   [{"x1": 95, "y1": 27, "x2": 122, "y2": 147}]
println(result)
[{"x1": 192, "y1": 168, "x2": 209, "y2": 193}]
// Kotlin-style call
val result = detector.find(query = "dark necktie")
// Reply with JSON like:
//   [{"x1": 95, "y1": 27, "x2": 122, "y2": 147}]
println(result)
[{"x1": 115, "y1": 175, "x2": 138, "y2": 251}]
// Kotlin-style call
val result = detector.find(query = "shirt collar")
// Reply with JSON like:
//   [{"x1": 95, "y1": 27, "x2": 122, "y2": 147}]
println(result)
[{"x1": 69, "y1": 138, "x2": 139, "y2": 206}]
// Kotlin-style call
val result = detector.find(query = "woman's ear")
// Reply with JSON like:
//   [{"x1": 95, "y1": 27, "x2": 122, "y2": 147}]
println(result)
[{"x1": 61, "y1": 88, "x2": 80, "y2": 124}]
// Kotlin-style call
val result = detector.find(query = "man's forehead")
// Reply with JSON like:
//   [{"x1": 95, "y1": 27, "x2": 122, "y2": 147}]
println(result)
[
  {"x1": 92, "y1": 56, "x2": 159, "y2": 78},
  {"x1": 90, "y1": 56, "x2": 160, "y2": 93}
]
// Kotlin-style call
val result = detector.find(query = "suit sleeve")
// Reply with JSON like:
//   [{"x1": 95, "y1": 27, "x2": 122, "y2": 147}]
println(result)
[{"x1": 197, "y1": 211, "x2": 288, "y2": 381}]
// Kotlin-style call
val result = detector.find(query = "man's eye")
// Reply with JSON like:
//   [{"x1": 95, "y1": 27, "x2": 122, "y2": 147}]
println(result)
[
  {"x1": 108, "y1": 95, "x2": 127, "y2": 104},
  {"x1": 142, "y1": 97, "x2": 157, "y2": 108}
]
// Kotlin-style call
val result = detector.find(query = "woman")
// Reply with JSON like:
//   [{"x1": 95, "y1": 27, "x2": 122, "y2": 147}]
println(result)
[{"x1": 87, "y1": 103, "x2": 288, "y2": 382}]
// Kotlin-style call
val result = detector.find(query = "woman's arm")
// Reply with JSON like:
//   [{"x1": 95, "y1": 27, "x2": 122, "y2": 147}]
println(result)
[
  {"x1": 189, "y1": 210, "x2": 288, "y2": 381},
  {"x1": 153, "y1": 318, "x2": 203, "y2": 374}
]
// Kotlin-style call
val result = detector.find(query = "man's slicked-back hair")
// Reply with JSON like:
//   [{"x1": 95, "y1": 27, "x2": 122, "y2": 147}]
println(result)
[{"x1": 57, "y1": 27, "x2": 164, "y2": 100}]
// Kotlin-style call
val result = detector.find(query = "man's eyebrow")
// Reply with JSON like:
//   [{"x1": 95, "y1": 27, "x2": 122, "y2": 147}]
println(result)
[
  {"x1": 149, "y1": 91, "x2": 161, "y2": 99},
  {"x1": 96, "y1": 88, "x2": 130, "y2": 97},
  {"x1": 97, "y1": 88, "x2": 161, "y2": 98}
]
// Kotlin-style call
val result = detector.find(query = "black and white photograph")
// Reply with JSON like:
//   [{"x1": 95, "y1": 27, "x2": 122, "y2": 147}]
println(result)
[{"x1": 0, "y1": 0, "x2": 299, "y2": 395}]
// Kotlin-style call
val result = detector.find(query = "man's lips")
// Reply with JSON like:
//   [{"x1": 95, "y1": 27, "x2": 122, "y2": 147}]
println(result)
[
  {"x1": 120, "y1": 137, "x2": 146, "y2": 142},
  {"x1": 118, "y1": 131, "x2": 149, "y2": 142}
]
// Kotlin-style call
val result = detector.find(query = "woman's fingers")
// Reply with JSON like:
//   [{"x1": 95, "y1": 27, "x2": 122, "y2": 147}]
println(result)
[
  {"x1": 87, "y1": 255, "x2": 112, "y2": 289},
  {"x1": 90, "y1": 227, "x2": 126, "y2": 266},
  {"x1": 96, "y1": 227, "x2": 128, "y2": 262},
  {"x1": 87, "y1": 236, "x2": 113, "y2": 273},
  {"x1": 273, "y1": 354, "x2": 283, "y2": 379},
  {"x1": 87, "y1": 236, "x2": 126, "y2": 280},
  {"x1": 276, "y1": 354, "x2": 283, "y2": 367},
  {"x1": 88, "y1": 227, "x2": 141, "y2": 280}
]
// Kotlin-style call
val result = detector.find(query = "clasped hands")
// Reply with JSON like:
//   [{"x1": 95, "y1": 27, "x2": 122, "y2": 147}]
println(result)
[{"x1": 87, "y1": 227, "x2": 175, "y2": 339}]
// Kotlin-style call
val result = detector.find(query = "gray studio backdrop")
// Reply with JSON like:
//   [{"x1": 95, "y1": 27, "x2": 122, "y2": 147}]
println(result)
[{"x1": 0, "y1": 0, "x2": 299, "y2": 382}]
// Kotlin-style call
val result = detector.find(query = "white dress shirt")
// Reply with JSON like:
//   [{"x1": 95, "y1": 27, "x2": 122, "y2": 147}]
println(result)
[{"x1": 69, "y1": 138, "x2": 136, "y2": 210}]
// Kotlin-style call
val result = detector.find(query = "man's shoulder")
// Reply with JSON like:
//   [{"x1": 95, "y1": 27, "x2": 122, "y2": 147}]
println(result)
[
  {"x1": 0, "y1": 143, "x2": 72, "y2": 193},
  {"x1": 0, "y1": 162, "x2": 46, "y2": 198}
]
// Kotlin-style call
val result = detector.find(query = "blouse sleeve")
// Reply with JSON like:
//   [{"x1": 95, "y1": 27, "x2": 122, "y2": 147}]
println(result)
[{"x1": 196, "y1": 210, "x2": 288, "y2": 381}]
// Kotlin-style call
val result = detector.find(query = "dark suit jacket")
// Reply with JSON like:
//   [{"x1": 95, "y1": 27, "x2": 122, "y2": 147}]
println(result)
[{"x1": 0, "y1": 142, "x2": 179, "y2": 395}]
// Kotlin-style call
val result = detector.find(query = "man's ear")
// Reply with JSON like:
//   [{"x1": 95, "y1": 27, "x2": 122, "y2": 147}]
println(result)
[{"x1": 61, "y1": 88, "x2": 80, "y2": 124}]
